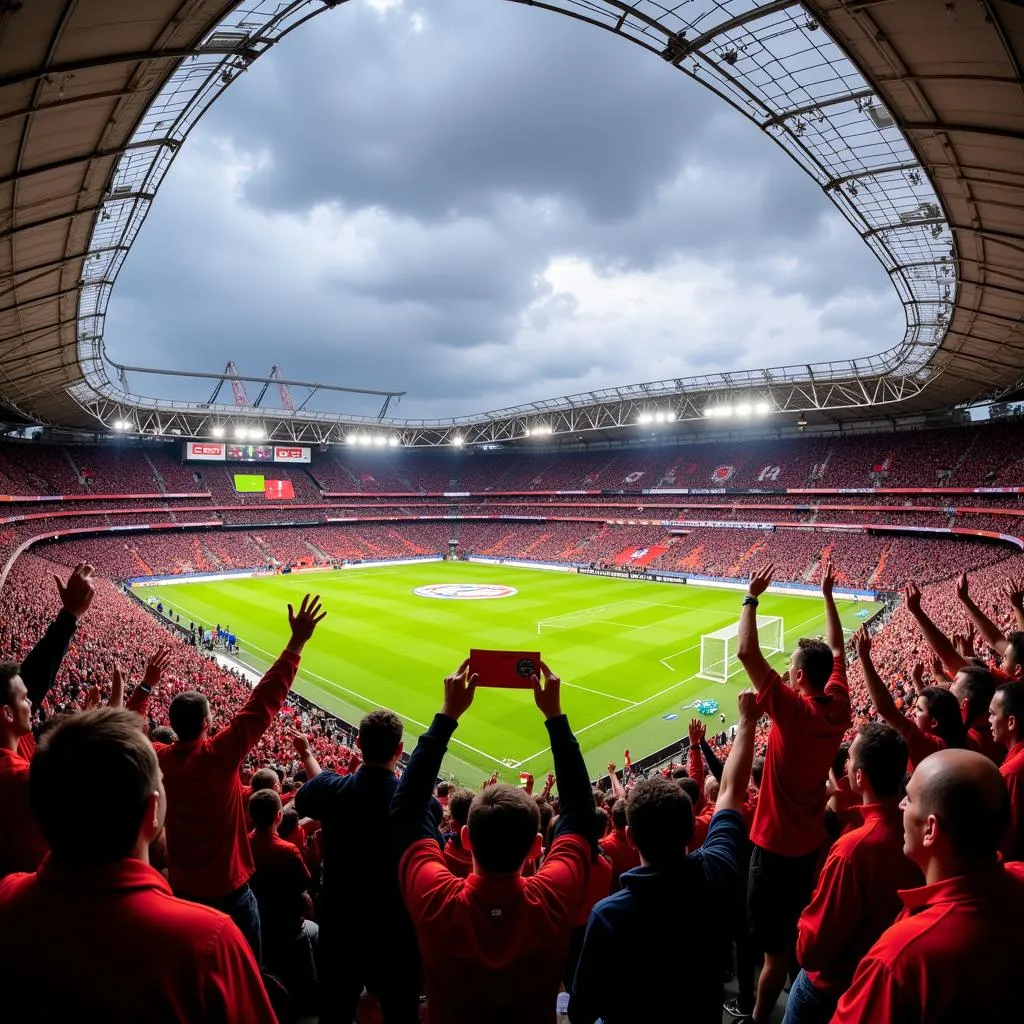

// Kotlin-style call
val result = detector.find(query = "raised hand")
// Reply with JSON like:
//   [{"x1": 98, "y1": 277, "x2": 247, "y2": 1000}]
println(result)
[
  {"x1": 821, "y1": 558, "x2": 835, "y2": 598},
  {"x1": 441, "y1": 659, "x2": 477, "y2": 721},
  {"x1": 737, "y1": 689, "x2": 759, "y2": 722},
  {"x1": 532, "y1": 661, "x2": 562, "y2": 720},
  {"x1": 911, "y1": 662, "x2": 924, "y2": 691},
  {"x1": 55, "y1": 563, "x2": 94, "y2": 619},
  {"x1": 688, "y1": 717, "x2": 706, "y2": 747},
  {"x1": 1004, "y1": 577, "x2": 1024, "y2": 610},
  {"x1": 142, "y1": 647, "x2": 171, "y2": 690},
  {"x1": 82, "y1": 684, "x2": 101, "y2": 711},
  {"x1": 607, "y1": 761, "x2": 617, "y2": 775},
  {"x1": 956, "y1": 572, "x2": 969, "y2": 603},
  {"x1": 932, "y1": 654, "x2": 946, "y2": 680},
  {"x1": 287, "y1": 594, "x2": 327, "y2": 649},
  {"x1": 748, "y1": 564, "x2": 775, "y2": 598},
  {"x1": 109, "y1": 664, "x2": 126, "y2": 709},
  {"x1": 289, "y1": 728, "x2": 311, "y2": 756},
  {"x1": 903, "y1": 582, "x2": 922, "y2": 615},
  {"x1": 482, "y1": 770, "x2": 499, "y2": 789},
  {"x1": 854, "y1": 626, "x2": 871, "y2": 662}
]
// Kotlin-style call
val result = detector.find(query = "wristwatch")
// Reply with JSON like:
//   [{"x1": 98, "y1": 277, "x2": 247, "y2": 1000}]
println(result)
[{"x1": 742, "y1": 594, "x2": 759, "y2": 607}]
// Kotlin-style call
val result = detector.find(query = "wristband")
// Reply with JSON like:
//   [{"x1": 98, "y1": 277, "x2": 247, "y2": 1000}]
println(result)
[
  {"x1": 139, "y1": 684, "x2": 152, "y2": 695},
  {"x1": 742, "y1": 595, "x2": 758, "y2": 607}
]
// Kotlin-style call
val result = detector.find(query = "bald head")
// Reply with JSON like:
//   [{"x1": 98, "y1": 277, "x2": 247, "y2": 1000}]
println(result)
[{"x1": 908, "y1": 749, "x2": 1009, "y2": 866}]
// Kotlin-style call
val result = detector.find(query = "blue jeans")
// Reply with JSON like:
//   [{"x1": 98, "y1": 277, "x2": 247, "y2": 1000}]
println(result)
[{"x1": 783, "y1": 969, "x2": 837, "y2": 1024}]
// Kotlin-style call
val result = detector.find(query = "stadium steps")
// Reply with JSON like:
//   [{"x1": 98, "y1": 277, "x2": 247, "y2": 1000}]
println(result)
[
  {"x1": 303, "y1": 536, "x2": 332, "y2": 562},
  {"x1": 192, "y1": 537, "x2": 214, "y2": 571},
  {"x1": 729, "y1": 540, "x2": 764, "y2": 576},
  {"x1": 142, "y1": 450, "x2": 167, "y2": 494},
  {"x1": 130, "y1": 548, "x2": 154, "y2": 577},
  {"x1": 385, "y1": 527, "x2": 426, "y2": 555},
  {"x1": 868, "y1": 542, "x2": 893, "y2": 588},
  {"x1": 249, "y1": 535, "x2": 278, "y2": 564},
  {"x1": 62, "y1": 446, "x2": 84, "y2": 487},
  {"x1": 482, "y1": 531, "x2": 517, "y2": 556},
  {"x1": 949, "y1": 432, "x2": 980, "y2": 483},
  {"x1": 200, "y1": 538, "x2": 225, "y2": 569},
  {"x1": 519, "y1": 531, "x2": 554, "y2": 558}
]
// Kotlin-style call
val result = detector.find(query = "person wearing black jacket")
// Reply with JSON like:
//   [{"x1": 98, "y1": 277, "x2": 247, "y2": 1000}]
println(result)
[{"x1": 390, "y1": 659, "x2": 596, "y2": 1024}]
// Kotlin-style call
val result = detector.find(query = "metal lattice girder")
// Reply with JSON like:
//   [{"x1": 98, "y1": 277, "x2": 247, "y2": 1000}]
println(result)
[{"x1": 0, "y1": 0, "x2": 1005, "y2": 442}]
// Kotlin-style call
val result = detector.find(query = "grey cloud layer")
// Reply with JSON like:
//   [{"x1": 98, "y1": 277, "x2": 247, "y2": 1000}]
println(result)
[{"x1": 105, "y1": 0, "x2": 902, "y2": 417}]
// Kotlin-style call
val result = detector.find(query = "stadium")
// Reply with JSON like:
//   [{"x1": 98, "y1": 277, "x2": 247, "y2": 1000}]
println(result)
[{"x1": 0, "y1": 3, "x2": 1022, "y2": 1024}]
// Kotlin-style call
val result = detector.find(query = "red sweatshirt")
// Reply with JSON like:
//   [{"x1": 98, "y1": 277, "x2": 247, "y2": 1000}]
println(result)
[
  {"x1": 832, "y1": 863, "x2": 1024, "y2": 1023},
  {"x1": 598, "y1": 829, "x2": 640, "y2": 889},
  {"x1": 0, "y1": 746, "x2": 46, "y2": 879},
  {"x1": 751, "y1": 662, "x2": 851, "y2": 857},
  {"x1": 796, "y1": 803, "x2": 922, "y2": 997},
  {"x1": 0, "y1": 856, "x2": 276, "y2": 1023},
  {"x1": 155, "y1": 651, "x2": 299, "y2": 899}
]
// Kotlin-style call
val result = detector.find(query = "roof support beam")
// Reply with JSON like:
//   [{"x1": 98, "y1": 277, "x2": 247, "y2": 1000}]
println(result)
[
  {"x1": 863, "y1": 218, "x2": 945, "y2": 238},
  {"x1": 824, "y1": 162, "x2": 920, "y2": 189},
  {"x1": 0, "y1": 195, "x2": 152, "y2": 241},
  {"x1": 666, "y1": 0, "x2": 800, "y2": 64},
  {"x1": 0, "y1": 88, "x2": 137, "y2": 130},
  {"x1": 0, "y1": 140, "x2": 178, "y2": 189},
  {"x1": 902, "y1": 122, "x2": 1024, "y2": 142},
  {"x1": 762, "y1": 88, "x2": 875, "y2": 128}
]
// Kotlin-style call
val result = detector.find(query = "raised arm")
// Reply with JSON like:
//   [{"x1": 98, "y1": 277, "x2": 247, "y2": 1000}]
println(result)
[
  {"x1": 20, "y1": 563, "x2": 94, "y2": 710},
  {"x1": 290, "y1": 729, "x2": 322, "y2": 779},
  {"x1": 957, "y1": 573, "x2": 1009, "y2": 656},
  {"x1": 854, "y1": 629, "x2": 902, "y2": 728},
  {"x1": 904, "y1": 582, "x2": 967, "y2": 675},
  {"x1": 821, "y1": 559, "x2": 846, "y2": 664},
  {"x1": 715, "y1": 691, "x2": 758, "y2": 815},
  {"x1": 606, "y1": 762, "x2": 625, "y2": 801},
  {"x1": 1005, "y1": 577, "x2": 1024, "y2": 634},
  {"x1": 699, "y1": 737, "x2": 725, "y2": 782},
  {"x1": 687, "y1": 718, "x2": 706, "y2": 794},
  {"x1": 737, "y1": 565, "x2": 775, "y2": 691}
]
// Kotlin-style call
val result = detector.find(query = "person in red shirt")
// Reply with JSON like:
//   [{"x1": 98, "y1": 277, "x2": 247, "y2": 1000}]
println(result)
[
  {"x1": 442, "y1": 787, "x2": 474, "y2": 877},
  {"x1": 248, "y1": 789, "x2": 318, "y2": 1010},
  {"x1": 855, "y1": 626, "x2": 967, "y2": 767},
  {"x1": 736, "y1": 560, "x2": 851, "y2": 1024},
  {"x1": 832, "y1": 748, "x2": 1024, "y2": 1023},
  {"x1": 0, "y1": 563, "x2": 94, "y2": 879},
  {"x1": 598, "y1": 797, "x2": 640, "y2": 890},
  {"x1": 785, "y1": 722, "x2": 923, "y2": 1024},
  {"x1": 950, "y1": 663, "x2": 1003, "y2": 763},
  {"x1": 989, "y1": 680, "x2": 1024, "y2": 861},
  {"x1": 0, "y1": 707, "x2": 275, "y2": 1023},
  {"x1": 391, "y1": 659, "x2": 595, "y2": 1024},
  {"x1": 154, "y1": 593, "x2": 325, "y2": 962}
]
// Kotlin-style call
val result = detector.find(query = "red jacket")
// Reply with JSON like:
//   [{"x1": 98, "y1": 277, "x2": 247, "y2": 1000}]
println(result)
[
  {"x1": 750, "y1": 662, "x2": 851, "y2": 857},
  {"x1": 155, "y1": 651, "x2": 299, "y2": 898},
  {"x1": 796, "y1": 803, "x2": 922, "y2": 997},
  {"x1": 598, "y1": 829, "x2": 640, "y2": 889},
  {"x1": 0, "y1": 746, "x2": 46, "y2": 879},
  {"x1": 832, "y1": 863, "x2": 1024, "y2": 1024},
  {"x1": 1000, "y1": 740, "x2": 1024, "y2": 862},
  {"x1": 0, "y1": 856, "x2": 276, "y2": 1023}
]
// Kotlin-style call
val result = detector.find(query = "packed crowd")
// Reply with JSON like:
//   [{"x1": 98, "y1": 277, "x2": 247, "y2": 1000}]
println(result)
[{"x1": 1, "y1": 552, "x2": 1021, "y2": 1023}]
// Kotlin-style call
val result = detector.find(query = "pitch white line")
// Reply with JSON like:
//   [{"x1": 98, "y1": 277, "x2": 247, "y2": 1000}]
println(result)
[{"x1": 561, "y1": 680, "x2": 638, "y2": 705}]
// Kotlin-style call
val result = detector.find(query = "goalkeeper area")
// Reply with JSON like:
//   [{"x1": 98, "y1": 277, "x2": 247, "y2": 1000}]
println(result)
[{"x1": 133, "y1": 561, "x2": 867, "y2": 784}]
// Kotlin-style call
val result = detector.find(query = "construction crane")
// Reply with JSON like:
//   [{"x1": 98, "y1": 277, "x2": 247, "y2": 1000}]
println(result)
[
  {"x1": 226, "y1": 361, "x2": 250, "y2": 407},
  {"x1": 270, "y1": 364, "x2": 295, "y2": 410}
]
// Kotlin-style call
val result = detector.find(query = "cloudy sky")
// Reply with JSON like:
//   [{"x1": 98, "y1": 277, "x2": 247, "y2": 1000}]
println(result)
[{"x1": 104, "y1": 0, "x2": 903, "y2": 419}]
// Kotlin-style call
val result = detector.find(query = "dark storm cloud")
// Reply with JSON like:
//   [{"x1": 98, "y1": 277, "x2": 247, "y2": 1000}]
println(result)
[{"x1": 104, "y1": 0, "x2": 903, "y2": 417}]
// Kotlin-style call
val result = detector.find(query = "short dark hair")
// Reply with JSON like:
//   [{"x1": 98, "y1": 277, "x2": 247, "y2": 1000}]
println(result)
[
  {"x1": 357, "y1": 709, "x2": 403, "y2": 764},
  {"x1": 278, "y1": 806, "x2": 300, "y2": 840},
  {"x1": 794, "y1": 638, "x2": 834, "y2": 689},
  {"x1": 1006, "y1": 631, "x2": 1024, "y2": 668},
  {"x1": 852, "y1": 722, "x2": 908, "y2": 799},
  {"x1": 678, "y1": 776, "x2": 701, "y2": 807},
  {"x1": 0, "y1": 661, "x2": 21, "y2": 704},
  {"x1": 168, "y1": 692, "x2": 209, "y2": 742},
  {"x1": 249, "y1": 788, "x2": 282, "y2": 829},
  {"x1": 996, "y1": 680, "x2": 1024, "y2": 722},
  {"x1": 448, "y1": 788, "x2": 474, "y2": 828},
  {"x1": 610, "y1": 799, "x2": 628, "y2": 829},
  {"x1": 626, "y1": 778, "x2": 693, "y2": 867},
  {"x1": 535, "y1": 795, "x2": 554, "y2": 841},
  {"x1": 467, "y1": 784, "x2": 541, "y2": 873},
  {"x1": 250, "y1": 768, "x2": 279, "y2": 793},
  {"x1": 832, "y1": 742, "x2": 850, "y2": 778},
  {"x1": 150, "y1": 725, "x2": 177, "y2": 744},
  {"x1": 30, "y1": 708, "x2": 158, "y2": 865},
  {"x1": 751, "y1": 756, "x2": 765, "y2": 787},
  {"x1": 436, "y1": 781, "x2": 450, "y2": 798},
  {"x1": 920, "y1": 686, "x2": 968, "y2": 748},
  {"x1": 955, "y1": 664, "x2": 995, "y2": 722}
]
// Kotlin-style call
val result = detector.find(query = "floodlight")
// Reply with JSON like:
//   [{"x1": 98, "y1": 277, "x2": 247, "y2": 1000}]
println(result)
[
  {"x1": 665, "y1": 412, "x2": 675, "y2": 421},
  {"x1": 735, "y1": 403, "x2": 752, "y2": 416},
  {"x1": 451, "y1": 435, "x2": 464, "y2": 447},
  {"x1": 655, "y1": 412, "x2": 666, "y2": 423},
  {"x1": 345, "y1": 434, "x2": 357, "y2": 444},
  {"x1": 718, "y1": 406, "x2": 734, "y2": 417},
  {"x1": 250, "y1": 428, "x2": 265, "y2": 441},
  {"x1": 638, "y1": 413, "x2": 653, "y2": 425},
  {"x1": 234, "y1": 426, "x2": 248, "y2": 439},
  {"x1": 388, "y1": 436, "x2": 400, "y2": 447},
  {"x1": 357, "y1": 434, "x2": 372, "y2": 446},
  {"x1": 755, "y1": 401, "x2": 772, "y2": 415},
  {"x1": 211, "y1": 426, "x2": 225, "y2": 438},
  {"x1": 704, "y1": 407, "x2": 717, "y2": 418},
  {"x1": 373, "y1": 435, "x2": 386, "y2": 446},
  {"x1": 112, "y1": 420, "x2": 127, "y2": 431}
]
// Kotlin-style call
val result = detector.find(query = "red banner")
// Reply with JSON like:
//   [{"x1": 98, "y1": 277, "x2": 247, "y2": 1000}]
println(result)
[{"x1": 264, "y1": 480, "x2": 295, "y2": 500}]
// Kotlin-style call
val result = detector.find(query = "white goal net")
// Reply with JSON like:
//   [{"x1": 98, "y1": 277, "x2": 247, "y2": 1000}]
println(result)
[{"x1": 697, "y1": 615, "x2": 785, "y2": 683}]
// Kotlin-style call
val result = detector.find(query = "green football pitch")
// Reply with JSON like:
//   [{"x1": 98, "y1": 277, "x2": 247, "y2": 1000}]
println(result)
[{"x1": 134, "y1": 562, "x2": 868, "y2": 783}]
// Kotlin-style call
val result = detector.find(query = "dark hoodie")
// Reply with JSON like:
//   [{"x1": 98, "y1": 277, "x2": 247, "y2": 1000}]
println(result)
[{"x1": 568, "y1": 809, "x2": 745, "y2": 1024}]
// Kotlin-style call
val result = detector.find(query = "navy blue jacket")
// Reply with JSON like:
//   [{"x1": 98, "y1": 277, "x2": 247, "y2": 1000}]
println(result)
[{"x1": 569, "y1": 809, "x2": 746, "y2": 1024}]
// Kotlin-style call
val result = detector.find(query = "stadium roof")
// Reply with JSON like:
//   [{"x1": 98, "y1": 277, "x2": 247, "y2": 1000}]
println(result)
[{"x1": 1, "y1": 1, "x2": 1022, "y2": 446}]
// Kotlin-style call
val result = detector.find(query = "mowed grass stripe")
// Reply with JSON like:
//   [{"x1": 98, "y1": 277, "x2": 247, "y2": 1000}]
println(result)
[{"x1": 135, "y1": 563, "x2": 867, "y2": 781}]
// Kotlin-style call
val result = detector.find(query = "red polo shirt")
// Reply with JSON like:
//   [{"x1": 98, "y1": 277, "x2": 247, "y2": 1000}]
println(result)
[
  {"x1": 598, "y1": 829, "x2": 640, "y2": 889},
  {"x1": 750, "y1": 661, "x2": 851, "y2": 857},
  {"x1": 0, "y1": 856, "x2": 276, "y2": 1023},
  {"x1": 155, "y1": 651, "x2": 299, "y2": 899},
  {"x1": 832, "y1": 863, "x2": 1024, "y2": 1023},
  {"x1": 0, "y1": 746, "x2": 46, "y2": 879},
  {"x1": 796, "y1": 803, "x2": 922, "y2": 997},
  {"x1": 399, "y1": 832, "x2": 591, "y2": 1023},
  {"x1": 1000, "y1": 740, "x2": 1024, "y2": 862}
]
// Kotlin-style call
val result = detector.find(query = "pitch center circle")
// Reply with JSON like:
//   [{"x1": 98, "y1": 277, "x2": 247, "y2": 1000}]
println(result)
[{"x1": 413, "y1": 583, "x2": 518, "y2": 600}]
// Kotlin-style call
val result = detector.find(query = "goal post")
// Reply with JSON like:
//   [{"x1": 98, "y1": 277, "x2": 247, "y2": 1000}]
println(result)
[{"x1": 697, "y1": 615, "x2": 785, "y2": 683}]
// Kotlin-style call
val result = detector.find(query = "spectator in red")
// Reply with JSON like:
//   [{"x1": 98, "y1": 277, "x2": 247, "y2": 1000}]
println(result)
[
  {"x1": 989, "y1": 681, "x2": 1024, "y2": 861},
  {"x1": 391, "y1": 659, "x2": 595, "y2": 1024},
  {"x1": 598, "y1": 794, "x2": 640, "y2": 891},
  {"x1": 950, "y1": 664, "x2": 1002, "y2": 763},
  {"x1": 832, "y1": 749, "x2": 1024, "y2": 1022},
  {"x1": 154, "y1": 594, "x2": 326, "y2": 962},
  {"x1": 0, "y1": 708, "x2": 275, "y2": 1023},
  {"x1": 0, "y1": 563, "x2": 94, "y2": 878},
  {"x1": 442, "y1": 787, "x2": 474, "y2": 877},
  {"x1": 786, "y1": 723, "x2": 922, "y2": 1024},
  {"x1": 294, "y1": 707, "x2": 421, "y2": 1024},
  {"x1": 248, "y1": 788, "x2": 318, "y2": 1010},
  {"x1": 736, "y1": 560, "x2": 851, "y2": 1024},
  {"x1": 954, "y1": 572, "x2": 1024, "y2": 684},
  {"x1": 856, "y1": 627, "x2": 967, "y2": 767},
  {"x1": 569, "y1": 689, "x2": 759, "y2": 1024}
]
